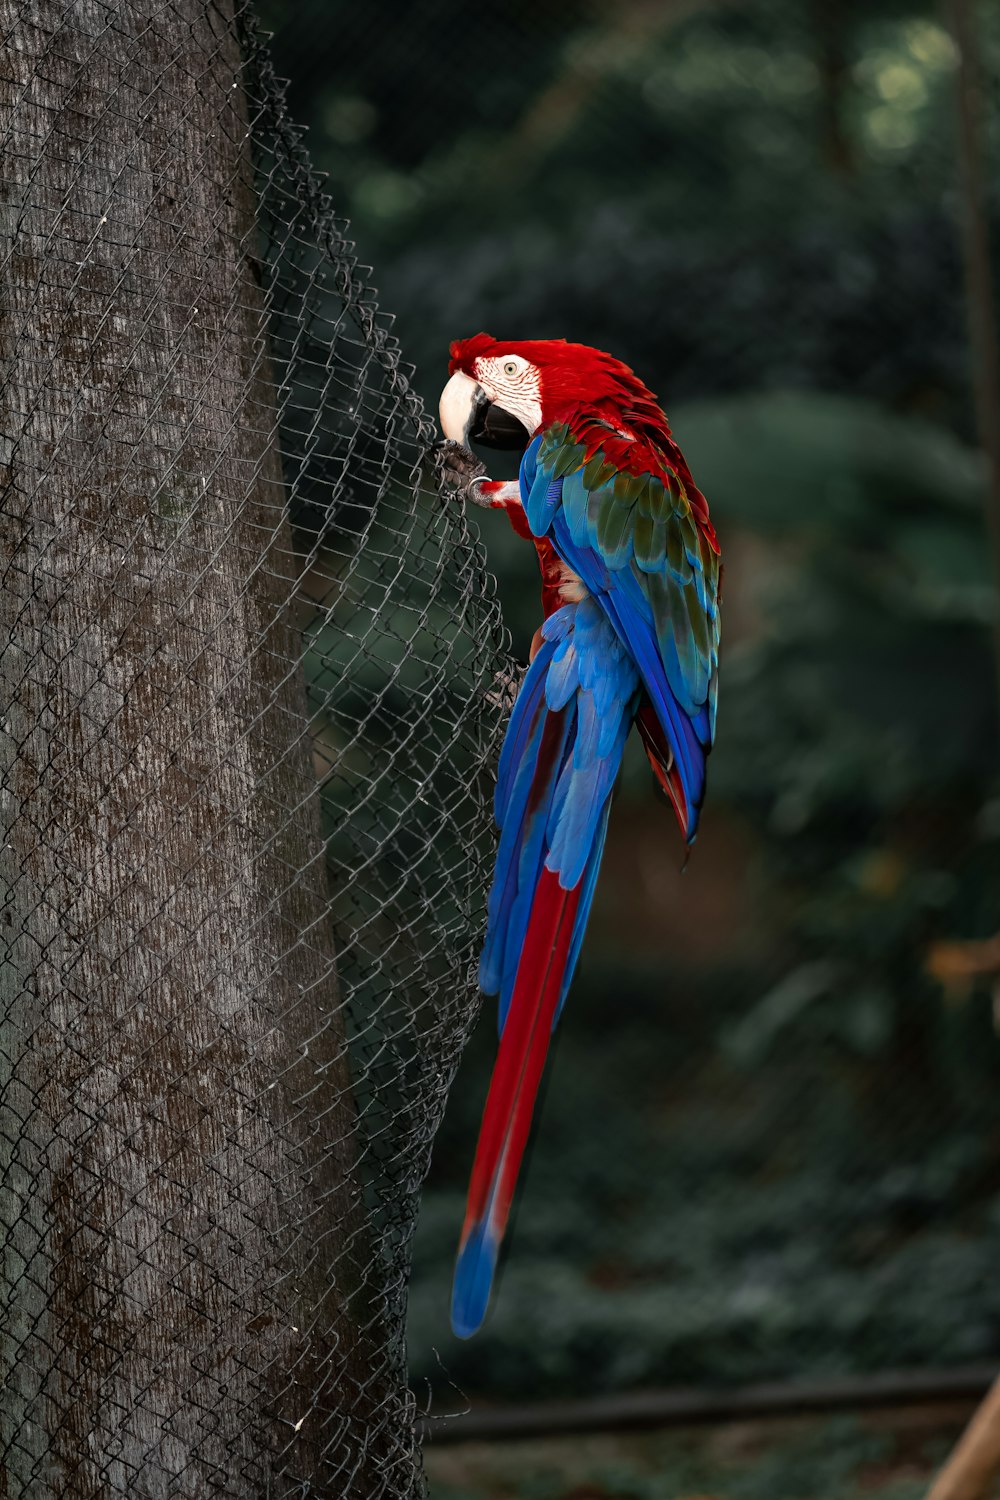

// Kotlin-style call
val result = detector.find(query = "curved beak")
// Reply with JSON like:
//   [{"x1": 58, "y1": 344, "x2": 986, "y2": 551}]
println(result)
[
  {"x1": 438, "y1": 370, "x2": 532, "y2": 453},
  {"x1": 439, "y1": 370, "x2": 482, "y2": 445}
]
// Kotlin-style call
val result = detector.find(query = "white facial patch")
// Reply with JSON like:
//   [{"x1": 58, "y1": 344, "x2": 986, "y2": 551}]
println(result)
[{"x1": 475, "y1": 355, "x2": 543, "y2": 437}]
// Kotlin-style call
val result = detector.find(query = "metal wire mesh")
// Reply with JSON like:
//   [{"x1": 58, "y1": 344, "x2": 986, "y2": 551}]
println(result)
[{"x1": 0, "y1": 1, "x2": 506, "y2": 1492}]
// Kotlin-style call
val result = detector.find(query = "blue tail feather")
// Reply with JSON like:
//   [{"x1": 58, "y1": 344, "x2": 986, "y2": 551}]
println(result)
[
  {"x1": 457, "y1": 596, "x2": 640, "y2": 1337},
  {"x1": 452, "y1": 1221, "x2": 501, "y2": 1340},
  {"x1": 494, "y1": 636, "x2": 557, "y2": 818},
  {"x1": 554, "y1": 799, "x2": 612, "y2": 1027},
  {"x1": 483, "y1": 599, "x2": 638, "y2": 1029}
]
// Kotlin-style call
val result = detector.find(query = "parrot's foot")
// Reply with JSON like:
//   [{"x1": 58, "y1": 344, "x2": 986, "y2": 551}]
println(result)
[
  {"x1": 429, "y1": 439, "x2": 490, "y2": 505},
  {"x1": 465, "y1": 479, "x2": 495, "y2": 508}
]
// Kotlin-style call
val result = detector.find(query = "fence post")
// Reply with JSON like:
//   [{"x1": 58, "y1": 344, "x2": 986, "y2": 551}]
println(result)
[{"x1": 0, "y1": 2, "x2": 398, "y2": 1491}]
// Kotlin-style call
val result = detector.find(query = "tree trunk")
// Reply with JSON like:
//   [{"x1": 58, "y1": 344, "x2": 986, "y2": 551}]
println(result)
[
  {"x1": 814, "y1": 0, "x2": 855, "y2": 178},
  {"x1": 0, "y1": 2, "x2": 398, "y2": 1493},
  {"x1": 926, "y1": 1375, "x2": 1000, "y2": 1500},
  {"x1": 946, "y1": 0, "x2": 1000, "y2": 717}
]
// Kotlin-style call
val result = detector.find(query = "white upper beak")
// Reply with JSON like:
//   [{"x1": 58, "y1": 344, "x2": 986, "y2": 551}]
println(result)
[{"x1": 439, "y1": 370, "x2": 482, "y2": 444}]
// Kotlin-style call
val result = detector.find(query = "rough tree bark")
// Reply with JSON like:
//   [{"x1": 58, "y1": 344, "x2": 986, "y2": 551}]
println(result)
[{"x1": 0, "y1": 2, "x2": 399, "y2": 1494}]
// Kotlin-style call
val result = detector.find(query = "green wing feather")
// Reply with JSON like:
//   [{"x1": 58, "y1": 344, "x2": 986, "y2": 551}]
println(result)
[{"x1": 529, "y1": 423, "x2": 720, "y2": 734}]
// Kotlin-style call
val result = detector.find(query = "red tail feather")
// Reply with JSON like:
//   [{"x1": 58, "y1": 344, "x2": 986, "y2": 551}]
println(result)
[{"x1": 460, "y1": 867, "x2": 582, "y2": 1246}]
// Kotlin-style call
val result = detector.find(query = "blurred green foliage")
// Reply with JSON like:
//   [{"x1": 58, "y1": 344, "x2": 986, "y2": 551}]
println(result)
[
  {"x1": 261, "y1": 0, "x2": 1000, "y2": 428},
  {"x1": 261, "y1": 0, "x2": 1000, "y2": 1404}
]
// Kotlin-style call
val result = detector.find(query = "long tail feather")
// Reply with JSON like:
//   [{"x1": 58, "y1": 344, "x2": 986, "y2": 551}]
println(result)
[
  {"x1": 453, "y1": 598, "x2": 638, "y2": 1339},
  {"x1": 452, "y1": 867, "x2": 581, "y2": 1338}
]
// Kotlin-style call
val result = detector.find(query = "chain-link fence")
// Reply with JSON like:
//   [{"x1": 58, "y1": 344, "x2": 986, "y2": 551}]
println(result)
[
  {"x1": 4, "y1": 0, "x2": 1000, "y2": 1493},
  {"x1": 0, "y1": 2, "x2": 507, "y2": 1492}
]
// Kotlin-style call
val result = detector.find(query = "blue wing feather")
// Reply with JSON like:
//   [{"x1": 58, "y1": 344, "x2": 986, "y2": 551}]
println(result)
[
  {"x1": 554, "y1": 801, "x2": 611, "y2": 1027},
  {"x1": 480, "y1": 598, "x2": 638, "y2": 1033},
  {"x1": 480, "y1": 642, "x2": 557, "y2": 1006},
  {"x1": 519, "y1": 431, "x2": 719, "y2": 839}
]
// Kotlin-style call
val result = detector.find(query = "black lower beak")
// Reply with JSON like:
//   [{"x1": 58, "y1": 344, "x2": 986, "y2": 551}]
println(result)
[{"x1": 469, "y1": 396, "x2": 531, "y2": 453}]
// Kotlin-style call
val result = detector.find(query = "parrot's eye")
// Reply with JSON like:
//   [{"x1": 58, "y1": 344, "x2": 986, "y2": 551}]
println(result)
[{"x1": 502, "y1": 360, "x2": 519, "y2": 376}]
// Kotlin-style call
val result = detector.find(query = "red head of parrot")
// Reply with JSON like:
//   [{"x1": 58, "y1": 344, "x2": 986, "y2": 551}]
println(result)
[{"x1": 439, "y1": 333, "x2": 715, "y2": 537}]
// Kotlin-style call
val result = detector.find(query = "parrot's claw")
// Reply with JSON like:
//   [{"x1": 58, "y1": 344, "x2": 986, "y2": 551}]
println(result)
[
  {"x1": 465, "y1": 478, "x2": 494, "y2": 508},
  {"x1": 430, "y1": 439, "x2": 488, "y2": 505}
]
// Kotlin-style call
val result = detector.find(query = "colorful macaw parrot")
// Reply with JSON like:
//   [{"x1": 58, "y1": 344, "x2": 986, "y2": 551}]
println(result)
[{"x1": 437, "y1": 334, "x2": 721, "y2": 1338}]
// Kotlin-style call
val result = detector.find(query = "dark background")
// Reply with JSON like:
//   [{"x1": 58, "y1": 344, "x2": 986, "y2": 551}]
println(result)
[{"x1": 263, "y1": 0, "x2": 1000, "y2": 1427}]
